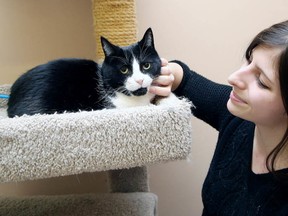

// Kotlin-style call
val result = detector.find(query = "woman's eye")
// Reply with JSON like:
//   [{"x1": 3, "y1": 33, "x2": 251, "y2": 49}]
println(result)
[
  {"x1": 256, "y1": 75, "x2": 269, "y2": 89},
  {"x1": 120, "y1": 66, "x2": 129, "y2": 74},
  {"x1": 143, "y1": 63, "x2": 151, "y2": 70}
]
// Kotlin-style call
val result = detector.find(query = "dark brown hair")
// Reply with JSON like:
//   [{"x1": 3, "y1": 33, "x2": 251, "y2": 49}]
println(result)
[{"x1": 245, "y1": 20, "x2": 288, "y2": 179}]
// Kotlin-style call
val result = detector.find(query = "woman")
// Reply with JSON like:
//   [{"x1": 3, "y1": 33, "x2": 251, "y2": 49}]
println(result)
[{"x1": 150, "y1": 20, "x2": 288, "y2": 215}]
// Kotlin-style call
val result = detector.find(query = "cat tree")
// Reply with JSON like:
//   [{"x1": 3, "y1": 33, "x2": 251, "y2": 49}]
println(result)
[{"x1": 0, "y1": 1, "x2": 193, "y2": 215}]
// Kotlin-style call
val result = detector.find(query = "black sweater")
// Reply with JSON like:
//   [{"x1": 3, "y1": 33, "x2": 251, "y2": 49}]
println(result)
[{"x1": 173, "y1": 61, "x2": 288, "y2": 216}]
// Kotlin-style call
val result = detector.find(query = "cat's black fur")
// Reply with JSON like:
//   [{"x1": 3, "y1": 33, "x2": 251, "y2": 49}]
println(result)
[{"x1": 7, "y1": 28, "x2": 161, "y2": 117}]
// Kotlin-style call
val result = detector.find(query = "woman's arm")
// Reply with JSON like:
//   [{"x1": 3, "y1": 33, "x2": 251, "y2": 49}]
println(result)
[{"x1": 150, "y1": 59, "x2": 232, "y2": 131}]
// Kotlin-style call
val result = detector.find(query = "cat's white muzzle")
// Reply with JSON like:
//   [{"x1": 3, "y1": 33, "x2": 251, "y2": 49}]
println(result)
[{"x1": 125, "y1": 75, "x2": 153, "y2": 95}]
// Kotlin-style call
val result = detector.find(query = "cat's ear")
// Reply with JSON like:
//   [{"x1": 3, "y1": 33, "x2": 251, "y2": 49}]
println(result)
[
  {"x1": 139, "y1": 28, "x2": 155, "y2": 48},
  {"x1": 101, "y1": 36, "x2": 119, "y2": 56}
]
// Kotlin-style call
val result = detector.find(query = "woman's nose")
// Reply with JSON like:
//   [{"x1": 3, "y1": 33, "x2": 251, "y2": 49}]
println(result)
[{"x1": 228, "y1": 68, "x2": 247, "y2": 90}]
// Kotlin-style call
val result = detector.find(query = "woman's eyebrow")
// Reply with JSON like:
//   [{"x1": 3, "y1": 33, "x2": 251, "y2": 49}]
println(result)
[{"x1": 255, "y1": 64, "x2": 274, "y2": 85}]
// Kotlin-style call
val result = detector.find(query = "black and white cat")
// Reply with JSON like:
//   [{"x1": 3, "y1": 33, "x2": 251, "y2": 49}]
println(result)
[{"x1": 7, "y1": 28, "x2": 177, "y2": 118}]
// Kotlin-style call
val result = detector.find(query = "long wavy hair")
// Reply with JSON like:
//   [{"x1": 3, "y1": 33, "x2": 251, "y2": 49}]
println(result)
[{"x1": 245, "y1": 20, "x2": 288, "y2": 180}]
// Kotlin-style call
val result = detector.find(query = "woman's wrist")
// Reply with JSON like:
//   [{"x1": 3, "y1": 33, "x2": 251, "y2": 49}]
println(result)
[{"x1": 168, "y1": 62, "x2": 183, "y2": 91}]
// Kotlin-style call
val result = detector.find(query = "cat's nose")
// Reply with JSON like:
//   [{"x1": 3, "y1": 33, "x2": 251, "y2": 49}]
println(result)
[{"x1": 136, "y1": 79, "x2": 144, "y2": 86}]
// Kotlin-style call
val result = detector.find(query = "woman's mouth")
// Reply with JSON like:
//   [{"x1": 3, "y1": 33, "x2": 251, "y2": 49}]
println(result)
[{"x1": 229, "y1": 91, "x2": 247, "y2": 104}]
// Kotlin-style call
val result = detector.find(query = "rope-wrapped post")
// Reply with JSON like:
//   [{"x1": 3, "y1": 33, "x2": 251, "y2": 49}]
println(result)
[{"x1": 92, "y1": 0, "x2": 138, "y2": 60}]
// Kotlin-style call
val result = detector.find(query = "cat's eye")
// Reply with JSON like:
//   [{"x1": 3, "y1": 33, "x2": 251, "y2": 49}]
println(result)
[
  {"x1": 120, "y1": 66, "x2": 129, "y2": 74},
  {"x1": 143, "y1": 63, "x2": 151, "y2": 70}
]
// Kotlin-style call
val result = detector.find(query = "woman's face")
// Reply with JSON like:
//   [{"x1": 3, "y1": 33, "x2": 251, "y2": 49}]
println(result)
[{"x1": 227, "y1": 46, "x2": 287, "y2": 127}]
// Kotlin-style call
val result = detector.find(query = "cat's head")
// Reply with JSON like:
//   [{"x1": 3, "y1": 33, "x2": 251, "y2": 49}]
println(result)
[{"x1": 100, "y1": 28, "x2": 161, "y2": 97}]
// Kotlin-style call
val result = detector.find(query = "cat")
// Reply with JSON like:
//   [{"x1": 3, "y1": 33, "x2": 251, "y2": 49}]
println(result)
[{"x1": 7, "y1": 28, "x2": 176, "y2": 118}]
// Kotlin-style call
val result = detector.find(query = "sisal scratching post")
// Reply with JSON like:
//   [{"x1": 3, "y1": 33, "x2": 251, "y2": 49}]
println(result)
[{"x1": 92, "y1": 0, "x2": 138, "y2": 59}]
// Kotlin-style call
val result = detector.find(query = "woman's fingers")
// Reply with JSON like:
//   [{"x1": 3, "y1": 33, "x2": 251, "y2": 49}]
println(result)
[
  {"x1": 153, "y1": 73, "x2": 174, "y2": 86},
  {"x1": 160, "y1": 64, "x2": 172, "y2": 75},
  {"x1": 161, "y1": 58, "x2": 169, "y2": 67},
  {"x1": 149, "y1": 57, "x2": 175, "y2": 96},
  {"x1": 149, "y1": 85, "x2": 172, "y2": 97}
]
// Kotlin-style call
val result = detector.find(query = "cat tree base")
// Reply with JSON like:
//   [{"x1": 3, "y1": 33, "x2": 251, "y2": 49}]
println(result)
[
  {"x1": 0, "y1": 193, "x2": 157, "y2": 216},
  {"x1": 0, "y1": 85, "x2": 193, "y2": 216}
]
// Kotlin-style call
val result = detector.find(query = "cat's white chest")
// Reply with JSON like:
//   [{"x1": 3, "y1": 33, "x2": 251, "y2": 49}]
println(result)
[{"x1": 111, "y1": 92, "x2": 155, "y2": 108}]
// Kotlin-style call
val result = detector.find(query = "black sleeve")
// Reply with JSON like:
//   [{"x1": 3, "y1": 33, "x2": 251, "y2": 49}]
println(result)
[{"x1": 172, "y1": 60, "x2": 233, "y2": 131}]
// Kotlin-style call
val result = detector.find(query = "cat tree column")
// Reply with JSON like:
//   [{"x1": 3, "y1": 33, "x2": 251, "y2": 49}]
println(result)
[
  {"x1": 92, "y1": 0, "x2": 149, "y2": 193},
  {"x1": 0, "y1": 1, "x2": 193, "y2": 215},
  {"x1": 92, "y1": 0, "x2": 138, "y2": 59}
]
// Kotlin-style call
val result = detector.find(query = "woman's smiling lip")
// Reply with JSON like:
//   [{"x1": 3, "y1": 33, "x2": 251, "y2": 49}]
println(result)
[{"x1": 229, "y1": 91, "x2": 247, "y2": 104}]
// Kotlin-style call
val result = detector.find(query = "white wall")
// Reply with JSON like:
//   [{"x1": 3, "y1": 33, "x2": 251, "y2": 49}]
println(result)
[
  {"x1": 1, "y1": 1, "x2": 288, "y2": 215},
  {"x1": 0, "y1": 0, "x2": 96, "y2": 84},
  {"x1": 136, "y1": 1, "x2": 288, "y2": 215}
]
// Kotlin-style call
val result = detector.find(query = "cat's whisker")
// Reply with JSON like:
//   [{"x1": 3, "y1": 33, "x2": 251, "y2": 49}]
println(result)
[
  {"x1": 115, "y1": 86, "x2": 130, "y2": 95},
  {"x1": 140, "y1": 53, "x2": 153, "y2": 62},
  {"x1": 110, "y1": 56, "x2": 129, "y2": 65},
  {"x1": 140, "y1": 45, "x2": 154, "y2": 62},
  {"x1": 123, "y1": 50, "x2": 129, "y2": 63},
  {"x1": 139, "y1": 44, "x2": 151, "y2": 62}
]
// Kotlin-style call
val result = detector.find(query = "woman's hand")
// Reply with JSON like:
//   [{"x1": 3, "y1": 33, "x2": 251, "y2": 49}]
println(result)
[
  {"x1": 149, "y1": 58, "x2": 174, "y2": 96},
  {"x1": 149, "y1": 58, "x2": 183, "y2": 96}
]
